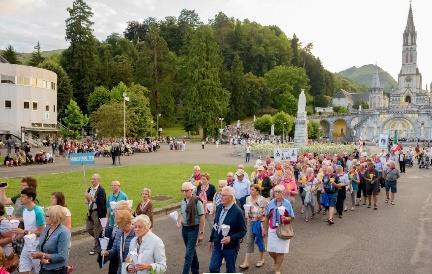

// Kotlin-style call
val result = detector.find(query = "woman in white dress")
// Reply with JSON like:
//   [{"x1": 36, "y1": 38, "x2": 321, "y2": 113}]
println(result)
[
  {"x1": 264, "y1": 184, "x2": 295, "y2": 274},
  {"x1": 123, "y1": 215, "x2": 167, "y2": 274}
]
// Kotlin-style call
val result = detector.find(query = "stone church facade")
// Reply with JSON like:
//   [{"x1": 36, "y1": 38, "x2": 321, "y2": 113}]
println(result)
[{"x1": 314, "y1": 4, "x2": 432, "y2": 142}]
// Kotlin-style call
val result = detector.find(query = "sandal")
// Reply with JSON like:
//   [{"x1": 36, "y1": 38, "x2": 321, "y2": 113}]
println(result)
[
  {"x1": 239, "y1": 264, "x2": 249, "y2": 270},
  {"x1": 256, "y1": 260, "x2": 265, "y2": 267},
  {"x1": 391, "y1": 201, "x2": 395, "y2": 205},
  {"x1": 328, "y1": 219, "x2": 334, "y2": 225},
  {"x1": 385, "y1": 199, "x2": 389, "y2": 203}
]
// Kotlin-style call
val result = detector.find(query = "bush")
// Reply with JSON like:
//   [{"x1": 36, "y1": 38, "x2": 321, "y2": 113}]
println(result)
[{"x1": 254, "y1": 114, "x2": 273, "y2": 134}]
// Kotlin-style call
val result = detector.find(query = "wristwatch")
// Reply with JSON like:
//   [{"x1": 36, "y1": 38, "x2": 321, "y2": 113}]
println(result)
[{"x1": 199, "y1": 231, "x2": 204, "y2": 235}]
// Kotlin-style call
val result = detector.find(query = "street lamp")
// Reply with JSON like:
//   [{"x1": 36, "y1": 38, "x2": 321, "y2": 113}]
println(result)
[
  {"x1": 218, "y1": 117, "x2": 224, "y2": 140},
  {"x1": 122, "y1": 92, "x2": 130, "y2": 144},
  {"x1": 156, "y1": 113, "x2": 161, "y2": 139},
  {"x1": 282, "y1": 122, "x2": 287, "y2": 143}
]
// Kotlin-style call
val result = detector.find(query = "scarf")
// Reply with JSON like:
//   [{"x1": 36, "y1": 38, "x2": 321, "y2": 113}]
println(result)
[
  {"x1": 251, "y1": 221, "x2": 265, "y2": 252},
  {"x1": 199, "y1": 184, "x2": 209, "y2": 213},
  {"x1": 267, "y1": 198, "x2": 293, "y2": 229},
  {"x1": 186, "y1": 197, "x2": 198, "y2": 226}
]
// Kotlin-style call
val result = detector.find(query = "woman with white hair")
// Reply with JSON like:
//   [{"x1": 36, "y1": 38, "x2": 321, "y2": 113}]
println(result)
[
  {"x1": 123, "y1": 214, "x2": 167, "y2": 273},
  {"x1": 264, "y1": 184, "x2": 295, "y2": 274}
]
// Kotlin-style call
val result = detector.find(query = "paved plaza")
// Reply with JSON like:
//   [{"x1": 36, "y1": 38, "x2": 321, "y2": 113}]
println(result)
[{"x1": 2, "y1": 143, "x2": 432, "y2": 274}]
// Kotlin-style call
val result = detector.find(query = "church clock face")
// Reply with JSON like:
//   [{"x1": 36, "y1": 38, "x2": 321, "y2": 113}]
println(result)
[{"x1": 405, "y1": 75, "x2": 412, "y2": 82}]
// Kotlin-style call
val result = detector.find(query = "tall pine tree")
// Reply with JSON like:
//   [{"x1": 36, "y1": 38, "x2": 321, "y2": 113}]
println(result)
[
  {"x1": 28, "y1": 41, "x2": 45, "y2": 67},
  {"x1": 182, "y1": 26, "x2": 229, "y2": 137},
  {"x1": 61, "y1": 0, "x2": 97, "y2": 113},
  {"x1": 228, "y1": 54, "x2": 245, "y2": 121},
  {"x1": 2, "y1": 45, "x2": 20, "y2": 64}
]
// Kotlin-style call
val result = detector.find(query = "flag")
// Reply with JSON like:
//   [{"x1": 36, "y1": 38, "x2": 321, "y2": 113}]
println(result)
[{"x1": 391, "y1": 130, "x2": 402, "y2": 153}]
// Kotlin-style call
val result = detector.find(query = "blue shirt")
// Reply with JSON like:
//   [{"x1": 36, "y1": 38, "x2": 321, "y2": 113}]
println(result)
[
  {"x1": 233, "y1": 179, "x2": 251, "y2": 200},
  {"x1": 109, "y1": 229, "x2": 136, "y2": 274},
  {"x1": 107, "y1": 191, "x2": 128, "y2": 226},
  {"x1": 37, "y1": 224, "x2": 70, "y2": 270}
]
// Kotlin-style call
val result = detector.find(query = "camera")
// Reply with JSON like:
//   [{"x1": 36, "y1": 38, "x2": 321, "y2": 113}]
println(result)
[{"x1": 0, "y1": 182, "x2": 8, "y2": 188}]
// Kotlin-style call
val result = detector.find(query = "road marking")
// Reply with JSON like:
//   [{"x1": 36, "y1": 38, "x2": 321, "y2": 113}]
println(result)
[{"x1": 411, "y1": 192, "x2": 432, "y2": 273}]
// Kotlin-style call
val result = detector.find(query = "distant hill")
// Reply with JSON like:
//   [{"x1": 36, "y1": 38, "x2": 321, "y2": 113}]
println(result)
[
  {"x1": 17, "y1": 49, "x2": 64, "y2": 64},
  {"x1": 338, "y1": 64, "x2": 397, "y2": 93}
]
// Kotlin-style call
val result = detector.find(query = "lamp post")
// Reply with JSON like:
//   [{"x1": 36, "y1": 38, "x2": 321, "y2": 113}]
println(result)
[
  {"x1": 282, "y1": 122, "x2": 287, "y2": 143},
  {"x1": 156, "y1": 113, "x2": 161, "y2": 139},
  {"x1": 122, "y1": 92, "x2": 129, "y2": 144},
  {"x1": 218, "y1": 117, "x2": 224, "y2": 140}
]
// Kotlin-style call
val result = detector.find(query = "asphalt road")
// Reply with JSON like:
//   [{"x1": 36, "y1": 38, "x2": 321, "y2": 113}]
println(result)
[{"x1": 69, "y1": 167, "x2": 432, "y2": 274}]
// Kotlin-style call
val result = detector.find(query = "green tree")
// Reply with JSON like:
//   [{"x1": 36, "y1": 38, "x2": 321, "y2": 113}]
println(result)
[
  {"x1": 2, "y1": 45, "x2": 20, "y2": 64},
  {"x1": 28, "y1": 41, "x2": 45, "y2": 66},
  {"x1": 254, "y1": 114, "x2": 273, "y2": 134},
  {"x1": 291, "y1": 34, "x2": 300, "y2": 67},
  {"x1": 38, "y1": 60, "x2": 73, "y2": 117},
  {"x1": 227, "y1": 54, "x2": 245, "y2": 121},
  {"x1": 182, "y1": 26, "x2": 229, "y2": 137},
  {"x1": 135, "y1": 26, "x2": 177, "y2": 120},
  {"x1": 90, "y1": 101, "x2": 136, "y2": 137},
  {"x1": 273, "y1": 111, "x2": 294, "y2": 135},
  {"x1": 352, "y1": 101, "x2": 369, "y2": 110},
  {"x1": 308, "y1": 120, "x2": 323, "y2": 140},
  {"x1": 275, "y1": 92, "x2": 298, "y2": 116},
  {"x1": 111, "y1": 55, "x2": 133, "y2": 86},
  {"x1": 87, "y1": 86, "x2": 111, "y2": 113},
  {"x1": 243, "y1": 73, "x2": 270, "y2": 116},
  {"x1": 333, "y1": 106, "x2": 348, "y2": 114},
  {"x1": 62, "y1": 0, "x2": 97, "y2": 113},
  {"x1": 62, "y1": 99, "x2": 89, "y2": 138},
  {"x1": 264, "y1": 65, "x2": 310, "y2": 98}
]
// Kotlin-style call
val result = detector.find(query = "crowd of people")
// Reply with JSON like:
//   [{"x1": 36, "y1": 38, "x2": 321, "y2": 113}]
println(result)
[{"x1": 0, "y1": 140, "x2": 419, "y2": 274}]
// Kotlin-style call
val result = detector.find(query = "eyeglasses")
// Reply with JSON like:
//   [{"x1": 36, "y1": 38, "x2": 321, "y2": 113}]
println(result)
[
  {"x1": 45, "y1": 215, "x2": 50, "y2": 217},
  {"x1": 181, "y1": 189, "x2": 191, "y2": 192},
  {"x1": 274, "y1": 190, "x2": 283, "y2": 193}
]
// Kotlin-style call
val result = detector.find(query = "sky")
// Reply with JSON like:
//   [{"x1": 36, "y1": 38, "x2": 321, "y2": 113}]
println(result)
[{"x1": 1, "y1": 0, "x2": 431, "y2": 85}]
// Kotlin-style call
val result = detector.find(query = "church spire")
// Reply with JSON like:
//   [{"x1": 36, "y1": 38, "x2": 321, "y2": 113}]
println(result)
[
  {"x1": 404, "y1": 1, "x2": 416, "y2": 46},
  {"x1": 371, "y1": 66, "x2": 382, "y2": 89}
]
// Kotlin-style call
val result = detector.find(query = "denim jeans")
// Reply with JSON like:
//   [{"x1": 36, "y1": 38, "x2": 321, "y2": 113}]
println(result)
[
  {"x1": 209, "y1": 245, "x2": 239, "y2": 273},
  {"x1": 182, "y1": 225, "x2": 199, "y2": 274}
]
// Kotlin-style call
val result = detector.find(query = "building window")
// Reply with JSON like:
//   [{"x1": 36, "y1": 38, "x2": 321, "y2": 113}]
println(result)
[
  {"x1": 51, "y1": 82, "x2": 56, "y2": 90},
  {"x1": 1, "y1": 75, "x2": 15, "y2": 84},
  {"x1": 53, "y1": 105, "x2": 56, "y2": 112},
  {"x1": 45, "y1": 105, "x2": 49, "y2": 111},
  {"x1": 32, "y1": 102, "x2": 38, "y2": 110},
  {"x1": 5, "y1": 100, "x2": 11, "y2": 109},
  {"x1": 24, "y1": 102, "x2": 30, "y2": 109}
]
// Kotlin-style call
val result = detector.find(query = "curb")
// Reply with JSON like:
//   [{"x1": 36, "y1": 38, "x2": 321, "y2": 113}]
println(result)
[{"x1": 71, "y1": 202, "x2": 181, "y2": 237}]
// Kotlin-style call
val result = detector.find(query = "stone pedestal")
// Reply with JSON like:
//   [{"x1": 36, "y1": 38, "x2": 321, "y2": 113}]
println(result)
[{"x1": 294, "y1": 112, "x2": 308, "y2": 146}]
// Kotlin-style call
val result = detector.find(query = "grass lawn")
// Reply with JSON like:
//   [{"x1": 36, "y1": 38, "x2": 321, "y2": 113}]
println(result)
[
  {"x1": 1, "y1": 163, "x2": 252, "y2": 227},
  {"x1": 162, "y1": 126, "x2": 202, "y2": 140}
]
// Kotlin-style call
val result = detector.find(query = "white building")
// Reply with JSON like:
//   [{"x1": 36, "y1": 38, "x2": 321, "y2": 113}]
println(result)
[{"x1": 0, "y1": 60, "x2": 58, "y2": 140}]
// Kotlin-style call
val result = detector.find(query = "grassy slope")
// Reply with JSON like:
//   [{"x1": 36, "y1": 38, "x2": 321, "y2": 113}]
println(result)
[
  {"x1": 2, "y1": 163, "x2": 252, "y2": 227},
  {"x1": 17, "y1": 49, "x2": 64, "y2": 65}
]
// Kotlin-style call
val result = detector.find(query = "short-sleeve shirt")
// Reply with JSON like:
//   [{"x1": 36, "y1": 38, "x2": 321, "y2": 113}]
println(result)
[
  {"x1": 107, "y1": 191, "x2": 128, "y2": 226},
  {"x1": 23, "y1": 205, "x2": 45, "y2": 232},
  {"x1": 180, "y1": 198, "x2": 204, "y2": 226}
]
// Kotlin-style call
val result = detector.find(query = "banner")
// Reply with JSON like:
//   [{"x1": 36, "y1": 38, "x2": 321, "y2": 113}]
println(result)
[
  {"x1": 378, "y1": 134, "x2": 388, "y2": 149},
  {"x1": 69, "y1": 152, "x2": 95, "y2": 166},
  {"x1": 274, "y1": 148, "x2": 298, "y2": 162}
]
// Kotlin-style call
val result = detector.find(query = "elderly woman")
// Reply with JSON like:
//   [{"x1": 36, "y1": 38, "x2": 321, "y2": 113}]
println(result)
[
  {"x1": 196, "y1": 173, "x2": 216, "y2": 212},
  {"x1": 50, "y1": 192, "x2": 72, "y2": 229},
  {"x1": 240, "y1": 184, "x2": 268, "y2": 270},
  {"x1": 282, "y1": 166, "x2": 298, "y2": 204},
  {"x1": 31, "y1": 205, "x2": 70, "y2": 274},
  {"x1": 101, "y1": 210, "x2": 136, "y2": 274},
  {"x1": 303, "y1": 167, "x2": 318, "y2": 222},
  {"x1": 264, "y1": 184, "x2": 295, "y2": 274},
  {"x1": 190, "y1": 165, "x2": 202, "y2": 186},
  {"x1": 213, "y1": 180, "x2": 227, "y2": 210},
  {"x1": 134, "y1": 188, "x2": 153, "y2": 227},
  {"x1": 123, "y1": 215, "x2": 167, "y2": 274}
]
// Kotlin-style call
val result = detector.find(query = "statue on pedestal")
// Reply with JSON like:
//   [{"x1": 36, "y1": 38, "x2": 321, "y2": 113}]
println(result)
[{"x1": 294, "y1": 89, "x2": 308, "y2": 146}]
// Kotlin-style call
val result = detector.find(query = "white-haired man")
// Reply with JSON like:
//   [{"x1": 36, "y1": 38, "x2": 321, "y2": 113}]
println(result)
[
  {"x1": 209, "y1": 186, "x2": 246, "y2": 273},
  {"x1": 177, "y1": 182, "x2": 205, "y2": 274}
]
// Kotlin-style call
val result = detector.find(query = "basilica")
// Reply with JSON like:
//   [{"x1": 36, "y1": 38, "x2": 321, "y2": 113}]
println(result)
[{"x1": 316, "y1": 3, "x2": 432, "y2": 142}]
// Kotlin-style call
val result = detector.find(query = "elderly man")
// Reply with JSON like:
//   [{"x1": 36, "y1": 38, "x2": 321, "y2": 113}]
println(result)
[
  {"x1": 85, "y1": 174, "x2": 107, "y2": 255},
  {"x1": 177, "y1": 182, "x2": 205, "y2": 274},
  {"x1": 233, "y1": 170, "x2": 250, "y2": 209},
  {"x1": 106, "y1": 180, "x2": 128, "y2": 228},
  {"x1": 226, "y1": 172, "x2": 235, "y2": 187},
  {"x1": 384, "y1": 161, "x2": 400, "y2": 205},
  {"x1": 209, "y1": 186, "x2": 247, "y2": 273}
]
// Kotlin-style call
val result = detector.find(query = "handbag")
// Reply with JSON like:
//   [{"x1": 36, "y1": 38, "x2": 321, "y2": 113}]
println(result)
[{"x1": 276, "y1": 223, "x2": 294, "y2": 240}]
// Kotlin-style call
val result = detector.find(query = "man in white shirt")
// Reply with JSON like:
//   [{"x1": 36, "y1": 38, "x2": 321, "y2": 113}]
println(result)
[{"x1": 13, "y1": 188, "x2": 45, "y2": 274}]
